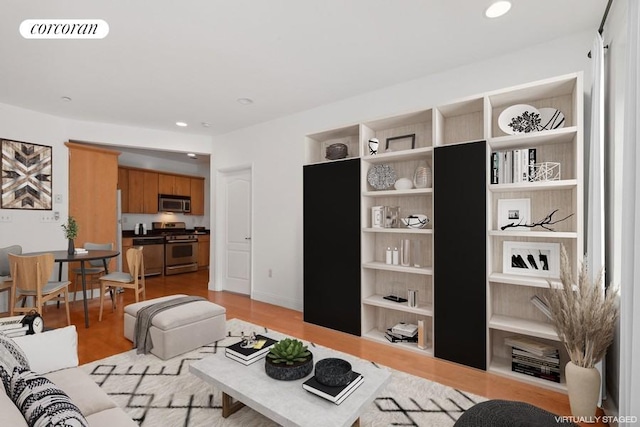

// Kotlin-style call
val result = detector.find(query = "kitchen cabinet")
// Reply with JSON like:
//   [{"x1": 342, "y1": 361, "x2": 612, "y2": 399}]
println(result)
[
  {"x1": 190, "y1": 178, "x2": 205, "y2": 215},
  {"x1": 118, "y1": 167, "x2": 129, "y2": 213},
  {"x1": 197, "y1": 235, "x2": 210, "y2": 269},
  {"x1": 159, "y1": 173, "x2": 191, "y2": 196},
  {"x1": 123, "y1": 168, "x2": 158, "y2": 214}
]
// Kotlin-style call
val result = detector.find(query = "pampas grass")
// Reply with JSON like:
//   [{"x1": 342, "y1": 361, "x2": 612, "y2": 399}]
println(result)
[{"x1": 545, "y1": 245, "x2": 619, "y2": 368}]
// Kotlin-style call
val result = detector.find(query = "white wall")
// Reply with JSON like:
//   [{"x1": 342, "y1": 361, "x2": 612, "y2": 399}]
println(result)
[
  {"x1": 211, "y1": 30, "x2": 594, "y2": 311},
  {"x1": 0, "y1": 104, "x2": 212, "y2": 309}
]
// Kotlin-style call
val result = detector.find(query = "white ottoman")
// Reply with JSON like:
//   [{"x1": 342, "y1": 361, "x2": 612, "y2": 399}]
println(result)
[{"x1": 123, "y1": 294, "x2": 226, "y2": 360}]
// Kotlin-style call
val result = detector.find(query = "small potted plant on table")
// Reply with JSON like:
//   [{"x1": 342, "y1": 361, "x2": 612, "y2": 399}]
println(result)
[
  {"x1": 62, "y1": 216, "x2": 79, "y2": 255},
  {"x1": 265, "y1": 338, "x2": 313, "y2": 381}
]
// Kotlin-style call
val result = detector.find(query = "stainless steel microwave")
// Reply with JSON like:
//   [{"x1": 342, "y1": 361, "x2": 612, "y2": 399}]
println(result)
[{"x1": 158, "y1": 194, "x2": 191, "y2": 213}]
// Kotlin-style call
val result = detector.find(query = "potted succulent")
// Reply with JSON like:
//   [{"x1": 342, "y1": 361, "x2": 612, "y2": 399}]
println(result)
[
  {"x1": 61, "y1": 216, "x2": 79, "y2": 255},
  {"x1": 545, "y1": 245, "x2": 619, "y2": 420},
  {"x1": 265, "y1": 338, "x2": 313, "y2": 381}
]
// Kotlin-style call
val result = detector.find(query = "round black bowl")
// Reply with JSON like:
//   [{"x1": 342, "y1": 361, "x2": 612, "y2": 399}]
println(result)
[{"x1": 314, "y1": 358, "x2": 352, "y2": 387}]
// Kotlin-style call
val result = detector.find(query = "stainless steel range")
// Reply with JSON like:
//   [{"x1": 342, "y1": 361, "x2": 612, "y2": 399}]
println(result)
[{"x1": 152, "y1": 222, "x2": 199, "y2": 275}]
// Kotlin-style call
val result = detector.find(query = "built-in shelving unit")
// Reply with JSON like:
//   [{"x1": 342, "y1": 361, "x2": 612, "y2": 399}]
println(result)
[{"x1": 303, "y1": 72, "x2": 583, "y2": 392}]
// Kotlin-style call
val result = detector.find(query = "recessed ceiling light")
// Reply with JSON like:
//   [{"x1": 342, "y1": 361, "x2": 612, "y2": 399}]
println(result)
[
  {"x1": 61, "y1": 96, "x2": 72, "y2": 102},
  {"x1": 175, "y1": 121, "x2": 188, "y2": 127},
  {"x1": 236, "y1": 97, "x2": 254, "y2": 105},
  {"x1": 485, "y1": 1, "x2": 511, "y2": 18},
  {"x1": 187, "y1": 153, "x2": 197, "y2": 158}
]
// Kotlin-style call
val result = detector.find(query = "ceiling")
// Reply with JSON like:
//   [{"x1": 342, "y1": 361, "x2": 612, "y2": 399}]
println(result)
[{"x1": 1, "y1": 1, "x2": 605, "y2": 143}]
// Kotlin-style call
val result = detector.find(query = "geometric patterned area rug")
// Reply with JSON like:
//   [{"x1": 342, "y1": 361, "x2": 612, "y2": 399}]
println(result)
[{"x1": 80, "y1": 319, "x2": 487, "y2": 426}]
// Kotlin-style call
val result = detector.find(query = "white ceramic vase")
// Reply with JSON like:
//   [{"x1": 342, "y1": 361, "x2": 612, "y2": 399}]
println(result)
[
  {"x1": 565, "y1": 361, "x2": 601, "y2": 421},
  {"x1": 413, "y1": 161, "x2": 432, "y2": 188}
]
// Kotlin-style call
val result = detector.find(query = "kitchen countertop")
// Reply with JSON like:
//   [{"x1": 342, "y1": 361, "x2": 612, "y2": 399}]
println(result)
[{"x1": 122, "y1": 229, "x2": 210, "y2": 238}]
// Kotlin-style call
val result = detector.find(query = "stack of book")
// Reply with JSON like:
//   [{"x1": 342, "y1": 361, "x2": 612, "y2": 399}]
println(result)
[
  {"x1": 505, "y1": 336, "x2": 560, "y2": 383},
  {"x1": 302, "y1": 371, "x2": 363, "y2": 405},
  {"x1": 225, "y1": 335, "x2": 277, "y2": 365},
  {"x1": 491, "y1": 148, "x2": 537, "y2": 184},
  {"x1": 74, "y1": 248, "x2": 89, "y2": 255},
  {"x1": 0, "y1": 315, "x2": 28, "y2": 338},
  {"x1": 385, "y1": 323, "x2": 418, "y2": 343}
]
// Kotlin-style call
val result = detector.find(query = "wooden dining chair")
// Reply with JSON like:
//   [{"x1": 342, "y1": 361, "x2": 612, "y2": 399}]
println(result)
[
  {"x1": 0, "y1": 245, "x2": 22, "y2": 316},
  {"x1": 98, "y1": 246, "x2": 146, "y2": 321},
  {"x1": 71, "y1": 242, "x2": 113, "y2": 302},
  {"x1": 8, "y1": 252, "x2": 71, "y2": 325}
]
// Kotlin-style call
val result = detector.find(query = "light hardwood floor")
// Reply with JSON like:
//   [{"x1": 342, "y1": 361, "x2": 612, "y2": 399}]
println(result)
[{"x1": 38, "y1": 269, "x2": 606, "y2": 426}]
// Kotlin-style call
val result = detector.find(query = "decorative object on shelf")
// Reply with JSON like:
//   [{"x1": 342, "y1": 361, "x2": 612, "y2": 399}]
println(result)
[
  {"x1": 545, "y1": 246, "x2": 619, "y2": 420},
  {"x1": 502, "y1": 241, "x2": 560, "y2": 278},
  {"x1": 497, "y1": 198, "x2": 531, "y2": 232},
  {"x1": 1, "y1": 139, "x2": 53, "y2": 210},
  {"x1": 385, "y1": 134, "x2": 416, "y2": 151},
  {"x1": 383, "y1": 206, "x2": 400, "y2": 228},
  {"x1": 537, "y1": 107, "x2": 565, "y2": 131},
  {"x1": 498, "y1": 104, "x2": 542, "y2": 135},
  {"x1": 393, "y1": 177, "x2": 413, "y2": 190},
  {"x1": 371, "y1": 206, "x2": 384, "y2": 228},
  {"x1": 400, "y1": 239, "x2": 411, "y2": 267},
  {"x1": 265, "y1": 338, "x2": 313, "y2": 381},
  {"x1": 385, "y1": 247, "x2": 392, "y2": 264},
  {"x1": 400, "y1": 214, "x2": 430, "y2": 229},
  {"x1": 412, "y1": 160, "x2": 432, "y2": 189},
  {"x1": 325, "y1": 143, "x2": 348, "y2": 160},
  {"x1": 368, "y1": 138, "x2": 379, "y2": 155},
  {"x1": 531, "y1": 162, "x2": 561, "y2": 181},
  {"x1": 392, "y1": 247, "x2": 399, "y2": 265},
  {"x1": 500, "y1": 208, "x2": 574, "y2": 232},
  {"x1": 62, "y1": 216, "x2": 79, "y2": 255},
  {"x1": 367, "y1": 164, "x2": 397, "y2": 190},
  {"x1": 383, "y1": 294, "x2": 407, "y2": 303},
  {"x1": 407, "y1": 289, "x2": 418, "y2": 308},
  {"x1": 314, "y1": 358, "x2": 353, "y2": 387},
  {"x1": 417, "y1": 320, "x2": 426, "y2": 349}
]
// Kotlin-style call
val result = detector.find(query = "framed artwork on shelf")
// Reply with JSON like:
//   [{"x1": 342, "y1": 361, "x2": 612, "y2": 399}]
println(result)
[
  {"x1": 385, "y1": 134, "x2": 415, "y2": 151},
  {"x1": 503, "y1": 241, "x2": 560, "y2": 278},
  {"x1": 1, "y1": 138, "x2": 52, "y2": 210},
  {"x1": 497, "y1": 198, "x2": 531, "y2": 231}
]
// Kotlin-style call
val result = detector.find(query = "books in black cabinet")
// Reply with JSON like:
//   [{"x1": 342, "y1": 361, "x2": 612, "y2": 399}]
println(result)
[
  {"x1": 225, "y1": 335, "x2": 278, "y2": 365},
  {"x1": 302, "y1": 371, "x2": 363, "y2": 405}
]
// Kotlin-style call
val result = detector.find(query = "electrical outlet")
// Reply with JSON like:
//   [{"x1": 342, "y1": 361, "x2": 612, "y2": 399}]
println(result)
[
  {"x1": 0, "y1": 213, "x2": 12, "y2": 222},
  {"x1": 54, "y1": 194, "x2": 63, "y2": 204}
]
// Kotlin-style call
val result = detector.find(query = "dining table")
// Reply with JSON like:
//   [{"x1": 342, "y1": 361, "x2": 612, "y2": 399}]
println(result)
[{"x1": 23, "y1": 249, "x2": 120, "y2": 328}]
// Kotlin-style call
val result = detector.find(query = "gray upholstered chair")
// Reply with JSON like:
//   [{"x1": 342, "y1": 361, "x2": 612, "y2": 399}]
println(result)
[
  {"x1": 8, "y1": 252, "x2": 71, "y2": 325},
  {"x1": 71, "y1": 242, "x2": 113, "y2": 301},
  {"x1": 0, "y1": 245, "x2": 22, "y2": 316}
]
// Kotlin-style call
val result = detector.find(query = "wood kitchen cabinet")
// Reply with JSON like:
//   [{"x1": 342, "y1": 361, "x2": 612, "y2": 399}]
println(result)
[
  {"x1": 125, "y1": 169, "x2": 158, "y2": 214},
  {"x1": 190, "y1": 178, "x2": 205, "y2": 215},
  {"x1": 159, "y1": 173, "x2": 191, "y2": 196},
  {"x1": 118, "y1": 167, "x2": 129, "y2": 213},
  {"x1": 197, "y1": 234, "x2": 210, "y2": 269}
]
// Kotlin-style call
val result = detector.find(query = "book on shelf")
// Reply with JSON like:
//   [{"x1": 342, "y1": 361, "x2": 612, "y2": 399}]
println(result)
[
  {"x1": 225, "y1": 334, "x2": 278, "y2": 364},
  {"x1": 302, "y1": 371, "x2": 363, "y2": 405},
  {"x1": 390, "y1": 323, "x2": 418, "y2": 338},
  {"x1": 504, "y1": 336, "x2": 558, "y2": 357},
  {"x1": 512, "y1": 349, "x2": 560, "y2": 366},
  {"x1": 385, "y1": 328, "x2": 418, "y2": 343},
  {"x1": 512, "y1": 359, "x2": 560, "y2": 374},
  {"x1": 512, "y1": 364, "x2": 561, "y2": 383},
  {"x1": 491, "y1": 148, "x2": 537, "y2": 184}
]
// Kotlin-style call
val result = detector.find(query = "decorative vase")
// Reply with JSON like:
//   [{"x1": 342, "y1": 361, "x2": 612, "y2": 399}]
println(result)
[
  {"x1": 413, "y1": 161, "x2": 432, "y2": 188},
  {"x1": 565, "y1": 361, "x2": 601, "y2": 421},
  {"x1": 67, "y1": 239, "x2": 75, "y2": 255},
  {"x1": 264, "y1": 353, "x2": 313, "y2": 381}
]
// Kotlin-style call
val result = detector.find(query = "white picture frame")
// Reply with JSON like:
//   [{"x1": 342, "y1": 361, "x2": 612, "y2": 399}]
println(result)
[
  {"x1": 503, "y1": 241, "x2": 560, "y2": 278},
  {"x1": 497, "y1": 198, "x2": 531, "y2": 231}
]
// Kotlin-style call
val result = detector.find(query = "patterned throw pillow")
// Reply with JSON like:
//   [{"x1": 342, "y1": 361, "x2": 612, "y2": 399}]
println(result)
[
  {"x1": 8, "y1": 366, "x2": 89, "y2": 427},
  {"x1": 0, "y1": 332, "x2": 30, "y2": 394}
]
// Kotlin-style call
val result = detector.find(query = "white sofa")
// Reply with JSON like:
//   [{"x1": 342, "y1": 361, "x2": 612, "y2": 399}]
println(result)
[{"x1": 0, "y1": 326, "x2": 136, "y2": 427}]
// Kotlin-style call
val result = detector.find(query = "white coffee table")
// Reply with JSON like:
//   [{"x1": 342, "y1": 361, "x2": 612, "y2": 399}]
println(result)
[{"x1": 189, "y1": 336, "x2": 391, "y2": 427}]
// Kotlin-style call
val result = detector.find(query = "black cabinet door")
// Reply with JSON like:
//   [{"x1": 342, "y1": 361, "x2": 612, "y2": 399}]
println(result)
[
  {"x1": 303, "y1": 159, "x2": 361, "y2": 336},
  {"x1": 433, "y1": 141, "x2": 486, "y2": 370}
]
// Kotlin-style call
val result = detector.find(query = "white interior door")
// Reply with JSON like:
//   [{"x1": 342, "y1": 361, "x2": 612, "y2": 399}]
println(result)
[{"x1": 222, "y1": 168, "x2": 252, "y2": 294}]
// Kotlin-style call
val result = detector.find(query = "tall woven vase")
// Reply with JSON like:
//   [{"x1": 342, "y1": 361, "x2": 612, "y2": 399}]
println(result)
[{"x1": 565, "y1": 361, "x2": 600, "y2": 421}]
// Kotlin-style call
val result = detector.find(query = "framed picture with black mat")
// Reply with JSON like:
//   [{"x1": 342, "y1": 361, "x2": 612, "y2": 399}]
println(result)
[{"x1": 503, "y1": 241, "x2": 559, "y2": 278}]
